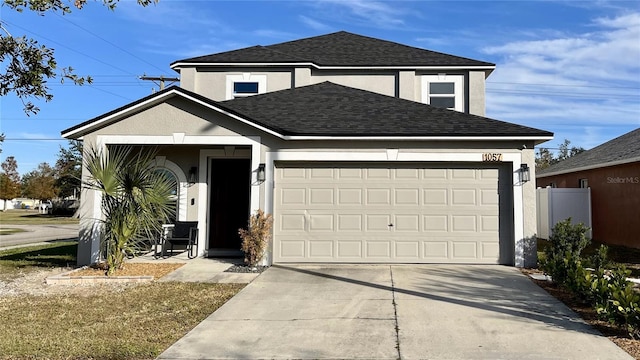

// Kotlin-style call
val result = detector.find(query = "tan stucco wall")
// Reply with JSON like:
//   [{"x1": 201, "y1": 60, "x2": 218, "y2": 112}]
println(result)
[
  {"x1": 468, "y1": 71, "x2": 486, "y2": 116},
  {"x1": 309, "y1": 71, "x2": 396, "y2": 97},
  {"x1": 522, "y1": 147, "x2": 537, "y2": 267},
  {"x1": 190, "y1": 69, "x2": 292, "y2": 101},
  {"x1": 179, "y1": 68, "x2": 197, "y2": 92},
  {"x1": 179, "y1": 67, "x2": 488, "y2": 115},
  {"x1": 398, "y1": 71, "x2": 415, "y2": 101},
  {"x1": 294, "y1": 68, "x2": 312, "y2": 87}
]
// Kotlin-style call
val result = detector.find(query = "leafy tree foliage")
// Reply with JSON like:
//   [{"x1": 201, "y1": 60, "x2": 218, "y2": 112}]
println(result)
[
  {"x1": 22, "y1": 162, "x2": 57, "y2": 201},
  {"x1": 0, "y1": 156, "x2": 21, "y2": 209},
  {"x1": 1, "y1": 0, "x2": 157, "y2": 115},
  {"x1": 55, "y1": 140, "x2": 82, "y2": 198},
  {"x1": 536, "y1": 139, "x2": 585, "y2": 171}
]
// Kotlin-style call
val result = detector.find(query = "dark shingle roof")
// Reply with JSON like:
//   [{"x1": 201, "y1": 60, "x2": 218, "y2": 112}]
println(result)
[
  {"x1": 218, "y1": 82, "x2": 551, "y2": 137},
  {"x1": 537, "y1": 128, "x2": 640, "y2": 177},
  {"x1": 172, "y1": 31, "x2": 494, "y2": 68}
]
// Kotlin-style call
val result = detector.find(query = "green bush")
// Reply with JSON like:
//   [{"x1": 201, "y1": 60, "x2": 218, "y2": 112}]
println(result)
[
  {"x1": 541, "y1": 219, "x2": 640, "y2": 338},
  {"x1": 541, "y1": 218, "x2": 591, "y2": 285},
  {"x1": 585, "y1": 244, "x2": 609, "y2": 270}
]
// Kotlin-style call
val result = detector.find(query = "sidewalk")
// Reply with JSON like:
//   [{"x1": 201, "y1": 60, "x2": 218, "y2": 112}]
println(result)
[{"x1": 128, "y1": 253, "x2": 262, "y2": 283}]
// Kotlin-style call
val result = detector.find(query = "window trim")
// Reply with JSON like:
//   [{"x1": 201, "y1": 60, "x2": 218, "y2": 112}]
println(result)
[
  {"x1": 226, "y1": 73, "x2": 267, "y2": 100},
  {"x1": 421, "y1": 74, "x2": 463, "y2": 112}
]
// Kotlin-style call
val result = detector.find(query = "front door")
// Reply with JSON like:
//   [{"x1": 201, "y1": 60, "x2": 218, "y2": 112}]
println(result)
[{"x1": 208, "y1": 158, "x2": 251, "y2": 256}]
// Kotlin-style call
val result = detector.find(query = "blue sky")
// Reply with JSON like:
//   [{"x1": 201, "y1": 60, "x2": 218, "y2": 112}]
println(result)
[{"x1": 1, "y1": 0, "x2": 639, "y2": 173}]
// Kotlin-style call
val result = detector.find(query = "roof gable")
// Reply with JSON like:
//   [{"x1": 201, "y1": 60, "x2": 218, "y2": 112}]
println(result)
[
  {"x1": 171, "y1": 31, "x2": 494, "y2": 68},
  {"x1": 537, "y1": 128, "x2": 640, "y2": 177}
]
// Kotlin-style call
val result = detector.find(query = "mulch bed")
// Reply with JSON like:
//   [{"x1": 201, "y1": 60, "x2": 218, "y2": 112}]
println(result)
[
  {"x1": 521, "y1": 268, "x2": 640, "y2": 359},
  {"x1": 70, "y1": 263, "x2": 184, "y2": 279}
]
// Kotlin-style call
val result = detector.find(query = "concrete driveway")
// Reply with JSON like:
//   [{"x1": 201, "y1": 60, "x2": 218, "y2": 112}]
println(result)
[{"x1": 158, "y1": 265, "x2": 632, "y2": 360}]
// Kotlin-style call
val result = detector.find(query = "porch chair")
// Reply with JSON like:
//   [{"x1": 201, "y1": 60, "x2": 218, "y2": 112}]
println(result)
[{"x1": 164, "y1": 221, "x2": 199, "y2": 259}]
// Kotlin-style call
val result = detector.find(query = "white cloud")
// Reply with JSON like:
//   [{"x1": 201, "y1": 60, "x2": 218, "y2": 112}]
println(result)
[
  {"x1": 307, "y1": 0, "x2": 412, "y2": 29},
  {"x1": 299, "y1": 15, "x2": 332, "y2": 31},
  {"x1": 481, "y1": 11, "x2": 640, "y2": 148}
]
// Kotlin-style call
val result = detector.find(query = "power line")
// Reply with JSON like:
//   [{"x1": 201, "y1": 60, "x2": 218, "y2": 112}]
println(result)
[
  {"x1": 139, "y1": 75, "x2": 180, "y2": 92},
  {"x1": 2, "y1": 138, "x2": 68, "y2": 141},
  {"x1": 3, "y1": 19, "x2": 136, "y2": 76},
  {"x1": 53, "y1": 12, "x2": 167, "y2": 74}
]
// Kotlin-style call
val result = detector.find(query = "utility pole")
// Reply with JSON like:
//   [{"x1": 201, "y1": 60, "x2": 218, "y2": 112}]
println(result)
[{"x1": 139, "y1": 75, "x2": 180, "y2": 93}]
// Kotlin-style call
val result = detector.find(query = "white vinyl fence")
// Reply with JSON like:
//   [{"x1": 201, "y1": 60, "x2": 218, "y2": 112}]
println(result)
[{"x1": 536, "y1": 187, "x2": 592, "y2": 239}]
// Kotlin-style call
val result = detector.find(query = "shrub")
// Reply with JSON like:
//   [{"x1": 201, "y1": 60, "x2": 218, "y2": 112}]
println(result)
[
  {"x1": 541, "y1": 218, "x2": 591, "y2": 284},
  {"x1": 585, "y1": 244, "x2": 609, "y2": 271},
  {"x1": 591, "y1": 267, "x2": 640, "y2": 338},
  {"x1": 238, "y1": 209, "x2": 273, "y2": 267}
]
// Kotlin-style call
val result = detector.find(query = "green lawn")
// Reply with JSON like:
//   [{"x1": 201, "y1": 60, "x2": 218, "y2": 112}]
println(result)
[
  {"x1": 0, "y1": 282, "x2": 244, "y2": 359},
  {"x1": 0, "y1": 242, "x2": 245, "y2": 359},
  {"x1": 0, "y1": 241, "x2": 78, "y2": 281},
  {"x1": 0, "y1": 209, "x2": 79, "y2": 225}
]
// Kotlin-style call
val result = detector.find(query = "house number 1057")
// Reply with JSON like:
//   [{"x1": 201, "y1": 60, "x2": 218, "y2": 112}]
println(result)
[{"x1": 482, "y1": 153, "x2": 503, "y2": 162}]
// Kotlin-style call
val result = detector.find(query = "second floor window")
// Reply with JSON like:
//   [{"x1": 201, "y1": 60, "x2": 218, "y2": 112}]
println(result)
[
  {"x1": 226, "y1": 74, "x2": 267, "y2": 100},
  {"x1": 422, "y1": 74, "x2": 463, "y2": 112},
  {"x1": 233, "y1": 82, "x2": 259, "y2": 97}
]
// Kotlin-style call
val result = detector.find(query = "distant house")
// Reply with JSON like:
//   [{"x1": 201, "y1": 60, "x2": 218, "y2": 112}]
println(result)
[
  {"x1": 536, "y1": 128, "x2": 640, "y2": 248},
  {"x1": 63, "y1": 31, "x2": 552, "y2": 267}
]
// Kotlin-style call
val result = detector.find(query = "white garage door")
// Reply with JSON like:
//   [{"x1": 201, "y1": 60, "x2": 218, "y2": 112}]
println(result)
[{"x1": 274, "y1": 163, "x2": 507, "y2": 264}]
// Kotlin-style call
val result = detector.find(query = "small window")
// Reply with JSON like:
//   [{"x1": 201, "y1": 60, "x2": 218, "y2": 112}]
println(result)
[
  {"x1": 579, "y1": 179, "x2": 588, "y2": 188},
  {"x1": 233, "y1": 82, "x2": 259, "y2": 96},
  {"x1": 226, "y1": 74, "x2": 267, "y2": 100},
  {"x1": 422, "y1": 74, "x2": 463, "y2": 111}
]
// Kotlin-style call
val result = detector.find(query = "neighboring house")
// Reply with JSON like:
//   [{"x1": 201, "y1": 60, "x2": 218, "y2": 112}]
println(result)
[
  {"x1": 62, "y1": 31, "x2": 552, "y2": 267},
  {"x1": 536, "y1": 128, "x2": 640, "y2": 248}
]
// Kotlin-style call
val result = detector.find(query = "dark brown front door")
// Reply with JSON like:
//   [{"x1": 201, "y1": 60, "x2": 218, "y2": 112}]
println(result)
[{"x1": 208, "y1": 158, "x2": 251, "y2": 254}]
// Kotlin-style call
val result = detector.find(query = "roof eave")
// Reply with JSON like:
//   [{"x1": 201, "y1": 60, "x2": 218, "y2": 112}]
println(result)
[
  {"x1": 536, "y1": 156, "x2": 640, "y2": 178},
  {"x1": 170, "y1": 61, "x2": 496, "y2": 71},
  {"x1": 282, "y1": 135, "x2": 553, "y2": 141}
]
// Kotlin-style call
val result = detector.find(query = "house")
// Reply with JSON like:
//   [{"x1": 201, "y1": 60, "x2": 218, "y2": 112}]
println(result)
[
  {"x1": 62, "y1": 31, "x2": 552, "y2": 267},
  {"x1": 536, "y1": 128, "x2": 640, "y2": 248}
]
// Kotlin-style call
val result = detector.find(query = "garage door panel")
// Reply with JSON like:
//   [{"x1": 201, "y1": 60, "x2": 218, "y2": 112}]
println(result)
[
  {"x1": 337, "y1": 188, "x2": 363, "y2": 205},
  {"x1": 366, "y1": 241, "x2": 391, "y2": 258},
  {"x1": 309, "y1": 188, "x2": 334, "y2": 204},
  {"x1": 337, "y1": 214, "x2": 363, "y2": 231},
  {"x1": 394, "y1": 214, "x2": 420, "y2": 232},
  {"x1": 366, "y1": 214, "x2": 392, "y2": 231},
  {"x1": 274, "y1": 164, "x2": 505, "y2": 264},
  {"x1": 395, "y1": 188, "x2": 420, "y2": 205},
  {"x1": 309, "y1": 241, "x2": 333, "y2": 257}
]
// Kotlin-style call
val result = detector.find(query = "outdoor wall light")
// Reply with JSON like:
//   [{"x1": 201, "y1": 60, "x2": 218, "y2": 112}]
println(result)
[
  {"x1": 519, "y1": 163, "x2": 530, "y2": 183},
  {"x1": 257, "y1": 163, "x2": 266, "y2": 183},
  {"x1": 188, "y1": 166, "x2": 198, "y2": 184}
]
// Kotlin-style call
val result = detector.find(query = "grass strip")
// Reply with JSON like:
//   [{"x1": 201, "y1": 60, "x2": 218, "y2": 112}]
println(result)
[
  {"x1": 0, "y1": 242, "x2": 77, "y2": 280},
  {"x1": 0, "y1": 282, "x2": 244, "y2": 359}
]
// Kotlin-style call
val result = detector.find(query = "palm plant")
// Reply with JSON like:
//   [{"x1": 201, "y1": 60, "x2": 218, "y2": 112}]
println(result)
[{"x1": 84, "y1": 146, "x2": 174, "y2": 275}]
